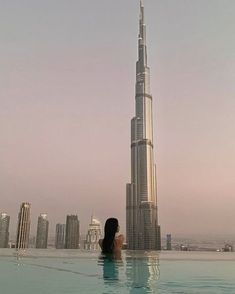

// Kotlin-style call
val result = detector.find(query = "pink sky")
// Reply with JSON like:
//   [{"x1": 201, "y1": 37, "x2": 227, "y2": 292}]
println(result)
[{"x1": 0, "y1": 0, "x2": 235, "y2": 239}]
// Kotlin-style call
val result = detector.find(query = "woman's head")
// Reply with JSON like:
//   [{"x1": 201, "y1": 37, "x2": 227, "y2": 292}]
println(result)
[
  {"x1": 104, "y1": 218, "x2": 119, "y2": 235},
  {"x1": 102, "y1": 218, "x2": 119, "y2": 254}
]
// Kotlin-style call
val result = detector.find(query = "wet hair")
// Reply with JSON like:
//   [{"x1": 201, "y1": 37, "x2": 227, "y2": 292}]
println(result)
[{"x1": 102, "y1": 218, "x2": 119, "y2": 254}]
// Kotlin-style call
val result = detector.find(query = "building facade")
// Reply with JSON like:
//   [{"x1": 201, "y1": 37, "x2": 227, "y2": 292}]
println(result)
[
  {"x1": 36, "y1": 214, "x2": 49, "y2": 249},
  {"x1": 65, "y1": 215, "x2": 80, "y2": 249},
  {"x1": 0, "y1": 213, "x2": 10, "y2": 248},
  {"x1": 16, "y1": 202, "x2": 31, "y2": 250},
  {"x1": 126, "y1": 1, "x2": 161, "y2": 250},
  {"x1": 166, "y1": 234, "x2": 172, "y2": 250},
  {"x1": 55, "y1": 223, "x2": 66, "y2": 249},
  {"x1": 84, "y1": 216, "x2": 102, "y2": 250}
]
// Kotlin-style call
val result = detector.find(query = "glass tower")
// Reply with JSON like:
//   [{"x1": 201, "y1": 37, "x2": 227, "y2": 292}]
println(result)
[
  {"x1": 55, "y1": 223, "x2": 66, "y2": 249},
  {"x1": 36, "y1": 213, "x2": 49, "y2": 249},
  {"x1": 65, "y1": 215, "x2": 80, "y2": 249},
  {"x1": 0, "y1": 213, "x2": 10, "y2": 248},
  {"x1": 16, "y1": 202, "x2": 31, "y2": 250}
]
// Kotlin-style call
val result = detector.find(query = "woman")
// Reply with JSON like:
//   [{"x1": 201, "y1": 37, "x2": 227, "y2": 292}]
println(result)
[{"x1": 99, "y1": 218, "x2": 124, "y2": 254}]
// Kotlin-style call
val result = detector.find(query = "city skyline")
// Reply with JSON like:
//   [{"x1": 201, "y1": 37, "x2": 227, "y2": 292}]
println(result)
[{"x1": 1, "y1": 0, "x2": 235, "y2": 238}]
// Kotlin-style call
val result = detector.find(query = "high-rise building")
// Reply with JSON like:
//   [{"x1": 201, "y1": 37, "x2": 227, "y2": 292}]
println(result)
[
  {"x1": 55, "y1": 223, "x2": 66, "y2": 249},
  {"x1": 84, "y1": 216, "x2": 102, "y2": 250},
  {"x1": 65, "y1": 215, "x2": 80, "y2": 249},
  {"x1": 0, "y1": 213, "x2": 10, "y2": 248},
  {"x1": 166, "y1": 234, "x2": 172, "y2": 250},
  {"x1": 16, "y1": 202, "x2": 31, "y2": 250},
  {"x1": 126, "y1": 1, "x2": 161, "y2": 250},
  {"x1": 36, "y1": 214, "x2": 49, "y2": 249}
]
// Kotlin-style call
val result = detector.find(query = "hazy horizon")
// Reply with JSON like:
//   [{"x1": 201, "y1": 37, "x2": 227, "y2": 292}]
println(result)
[{"x1": 1, "y1": 0, "x2": 235, "y2": 239}]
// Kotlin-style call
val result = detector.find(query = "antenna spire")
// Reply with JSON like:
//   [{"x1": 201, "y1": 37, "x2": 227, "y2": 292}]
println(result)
[{"x1": 140, "y1": 0, "x2": 144, "y2": 23}]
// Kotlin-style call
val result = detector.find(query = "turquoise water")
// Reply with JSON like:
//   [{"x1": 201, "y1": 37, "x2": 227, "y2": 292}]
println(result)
[{"x1": 0, "y1": 250, "x2": 235, "y2": 293}]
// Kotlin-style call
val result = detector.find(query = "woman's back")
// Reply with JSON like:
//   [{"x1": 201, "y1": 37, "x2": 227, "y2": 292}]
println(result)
[{"x1": 99, "y1": 234, "x2": 124, "y2": 253}]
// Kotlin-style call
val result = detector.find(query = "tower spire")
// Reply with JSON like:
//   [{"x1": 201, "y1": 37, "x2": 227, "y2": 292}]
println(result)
[
  {"x1": 139, "y1": 0, "x2": 145, "y2": 38},
  {"x1": 138, "y1": 0, "x2": 147, "y2": 69}
]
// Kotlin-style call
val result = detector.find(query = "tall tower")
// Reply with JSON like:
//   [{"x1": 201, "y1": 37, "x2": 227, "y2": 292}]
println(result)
[
  {"x1": 55, "y1": 223, "x2": 66, "y2": 249},
  {"x1": 16, "y1": 202, "x2": 31, "y2": 250},
  {"x1": 84, "y1": 215, "x2": 102, "y2": 250},
  {"x1": 126, "y1": 1, "x2": 161, "y2": 250},
  {"x1": 65, "y1": 215, "x2": 80, "y2": 249},
  {"x1": 0, "y1": 213, "x2": 10, "y2": 248},
  {"x1": 166, "y1": 234, "x2": 172, "y2": 250},
  {"x1": 36, "y1": 213, "x2": 49, "y2": 249}
]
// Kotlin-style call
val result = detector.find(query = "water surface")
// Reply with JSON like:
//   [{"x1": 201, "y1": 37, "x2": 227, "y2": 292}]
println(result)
[{"x1": 0, "y1": 249, "x2": 234, "y2": 293}]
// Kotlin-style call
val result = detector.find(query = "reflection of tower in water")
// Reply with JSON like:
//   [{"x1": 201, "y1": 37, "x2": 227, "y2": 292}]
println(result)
[{"x1": 126, "y1": 255, "x2": 160, "y2": 293}]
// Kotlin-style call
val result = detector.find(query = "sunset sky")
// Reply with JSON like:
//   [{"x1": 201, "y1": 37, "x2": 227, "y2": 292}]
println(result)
[{"x1": 1, "y1": 0, "x2": 234, "y2": 239}]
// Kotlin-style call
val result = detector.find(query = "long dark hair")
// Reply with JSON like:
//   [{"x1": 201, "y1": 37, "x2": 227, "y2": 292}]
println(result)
[{"x1": 102, "y1": 218, "x2": 119, "y2": 254}]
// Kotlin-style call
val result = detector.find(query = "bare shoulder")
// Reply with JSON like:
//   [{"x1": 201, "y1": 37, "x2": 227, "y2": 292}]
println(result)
[
  {"x1": 118, "y1": 234, "x2": 124, "y2": 241},
  {"x1": 116, "y1": 234, "x2": 124, "y2": 244}
]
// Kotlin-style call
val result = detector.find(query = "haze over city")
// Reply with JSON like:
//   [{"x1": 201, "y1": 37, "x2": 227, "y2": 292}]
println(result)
[{"x1": 1, "y1": 0, "x2": 234, "y2": 238}]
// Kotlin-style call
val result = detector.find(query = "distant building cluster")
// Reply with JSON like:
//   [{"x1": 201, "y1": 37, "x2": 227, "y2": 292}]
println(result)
[
  {"x1": 1, "y1": 203, "x2": 234, "y2": 252},
  {"x1": 0, "y1": 202, "x2": 102, "y2": 250},
  {"x1": 223, "y1": 244, "x2": 233, "y2": 252}
]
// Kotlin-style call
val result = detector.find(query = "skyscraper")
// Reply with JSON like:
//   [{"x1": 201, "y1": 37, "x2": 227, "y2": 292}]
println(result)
[
  {"x1": 166, "y1": 234, "x2": 172, "y2": 250},
  {"x1": 16, "y1": 202, "x2": 31, "y2": 250},
  {"x1": 65, "y1": 215, "x2": 80, "y2": 249},
  {"x1": 55, "y1": 223, "x2": 66, "y2": 249},
  {"x1": 84, "y1": 216, "x2": 102, "y2": 250},
  {"x1": 0, "y1": 213, "x2": 10, "y2": 248},
  {"x1": 126, "y1": 1, "x2": 161, "y2": 250},
  {"x1": 36, "y1": 213, "x2": 49, "y2": 249}
]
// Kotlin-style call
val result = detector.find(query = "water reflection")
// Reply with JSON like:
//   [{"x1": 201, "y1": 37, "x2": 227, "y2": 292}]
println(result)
[
  {"x1": 126, "y1": 253, "x2": 160, "y2": 293},
  {"x1": 98, "y1": 253, "x2": 123, "y2": 281},
  {"x1": 98, "y1": 251, "x2": 160, "y2": 293}
]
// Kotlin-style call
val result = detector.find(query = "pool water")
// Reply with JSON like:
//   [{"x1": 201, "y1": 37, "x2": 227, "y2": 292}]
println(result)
[{"x1": 0, "y1": 250, "x2": 235, "y2": 293}]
